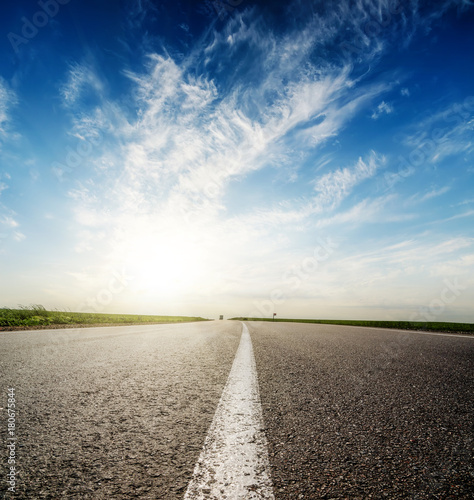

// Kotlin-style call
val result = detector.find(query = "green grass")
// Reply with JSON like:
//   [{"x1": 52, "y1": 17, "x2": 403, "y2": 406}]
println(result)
[
  {"x1": 229, "y1": 317, "x2": 474, "y2": 333},
  {"x1": 0, "y1": 304, "x2": 209, "y2": 328}
]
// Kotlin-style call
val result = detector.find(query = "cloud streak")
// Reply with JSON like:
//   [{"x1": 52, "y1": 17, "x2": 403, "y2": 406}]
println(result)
[
  {"x1": 60, "y1": 63, "x2": 104, "y2": 108},
  {"x1": 371, "y1": 100, "x2": 393, "y2": 119},
  {"x1": 0, "y1": 78, "x2": 16, "y2": 143}
]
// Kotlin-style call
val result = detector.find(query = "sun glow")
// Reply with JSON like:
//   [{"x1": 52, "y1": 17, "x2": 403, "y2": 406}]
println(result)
[{"x1": 118, "y1": 231, "x2": 206, "y2": 298}]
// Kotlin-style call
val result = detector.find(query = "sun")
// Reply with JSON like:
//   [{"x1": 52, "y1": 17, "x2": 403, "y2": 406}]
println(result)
[{"x1": 119, "y1": 232, "x2": 204, "y2": 298}]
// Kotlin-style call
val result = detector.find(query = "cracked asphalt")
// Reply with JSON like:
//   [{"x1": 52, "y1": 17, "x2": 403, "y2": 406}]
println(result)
[{"x1": 1, "y1": 321, "x2": 473, "y2": 499}]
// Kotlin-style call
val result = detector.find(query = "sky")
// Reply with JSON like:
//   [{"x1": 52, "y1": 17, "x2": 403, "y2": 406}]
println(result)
[{"x1": 0, "y1": 0, "x2": 473, "y2": 322}]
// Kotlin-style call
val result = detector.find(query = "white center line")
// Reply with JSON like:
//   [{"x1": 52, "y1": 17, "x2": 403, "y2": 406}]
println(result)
[{"x1": 184, "y1": 323, "x2": 274, "y2": 499}]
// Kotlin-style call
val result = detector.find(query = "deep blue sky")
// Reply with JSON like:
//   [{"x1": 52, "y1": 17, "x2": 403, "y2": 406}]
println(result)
[{"x1": 0, "y1": 0, "x2": 473, "y2": 321}]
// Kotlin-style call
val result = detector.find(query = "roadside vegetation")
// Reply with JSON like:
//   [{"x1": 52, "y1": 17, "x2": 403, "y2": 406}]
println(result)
[
  {"x1": 0, "y1": 305, "x2": 209, "y2": 328},
  {"x1": 230, "y1": 317, "x2": 474, "y2": 334}
]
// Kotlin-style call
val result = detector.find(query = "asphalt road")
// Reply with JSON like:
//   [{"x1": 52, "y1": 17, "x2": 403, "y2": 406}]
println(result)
[
  {"x1": 250, "y1": 322, "x2": 474, "y2": 499},
  {"x1": 1, "y1": 321, "x2": 473, "y2": 499}
]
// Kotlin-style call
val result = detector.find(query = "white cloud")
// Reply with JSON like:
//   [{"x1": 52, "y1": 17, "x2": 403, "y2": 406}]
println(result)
[
  {"x1": 322, "y1": 237, "x2": 474, "y2": 293},
  {"x1": 246, "y1": 233, "x2": 474, "y2": 320},
  {"x1": 13, "y1": 231, "x2": 25, "y2": 242},
  {"x1": 60, "y1": 63, "x2": 104, "y2": 107},
  {"x1": 314, "y1": 195, "x2": 394, "y2": 229},
  {"x1": 218, "y1": 152, "x2": 385, "y2": 232},
  {"x1": 0, "y1": 78, "x2": 16, "y2": 143},
  {"x1": 312, "y1": 151, "x2": 383, "y2": 210},
  {"x1": 456, "y1": 198, "x2": 474, "y2": 206},
  {"x1": 371, "y1": 100, "x2": 393, "y2": 119},
  {"x1": 332, "y1": 0, "x2": 461, "y2": 59},
  {"x1": 0, "y1": 215, "x2": 19, "y2": 228},
  {"x1": 418, "y1": 186, "x2": 450, "y2": 202},
  {"x1": 0, "y1": 209, "x2": 25, "y2": 247},
  {"x1": 401, "y1": 99, "x2": 474, "y2": 165},
  {"x1": 67, "y1": 33, "x2": 390, "y2": 234},
  {"x1": 406, "y1": 186, "x2": 451, "y2": 205},
  {"x1": 430, "y1": 253, "x2": 474, "y2": 277},
  {"x1": 441, "y1": 210, "x2": 474, "y2": 223}
]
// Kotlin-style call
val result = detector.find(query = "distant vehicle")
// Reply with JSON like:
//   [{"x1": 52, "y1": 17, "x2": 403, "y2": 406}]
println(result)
[{"x1": 219, "y1": 315, "x2": 224, "y2": 320}]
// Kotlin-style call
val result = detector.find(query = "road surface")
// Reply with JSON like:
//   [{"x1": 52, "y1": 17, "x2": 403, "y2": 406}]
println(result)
[{"x1": 1, "y1": 321, "x2": 473, "y2": 498}]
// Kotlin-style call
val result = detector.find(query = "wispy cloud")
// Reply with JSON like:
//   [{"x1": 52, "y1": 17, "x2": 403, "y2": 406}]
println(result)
[
  {"x1": 0, "y1": 214, "x2": 18, "y2": 228},
  {"x1": 441, "y1": 210, "x2": 474, "y2": 223},
  {"x1": 333, "y1": 0, "x2": 462, "y2": 59},
  {"x1": 13, "y1": 231, "x2": 25, "y2": 242},
  {"x1": 401, "y1": 98, "x2": 474, "y2": 165},
  {"x1": 313, "y1": 152, "x2": 383, "y2": 209},
  {"x1": 418, "y1": 186, "x2": 451, "y2": 202},
  {"x1": 331, "y1": 236, "x2": 474, "y2": 287},
  {"x1": 0, "y1": 78, "x2": 16, "y2": 143},
  {"x1": 60, "y1": 63, "x2": 104, "y2": 107},
  {"x1": 456, "y1": 198, "x2": 474, "y2": 206},
  {"x1": 0, "y1": 208, "x2": 24, "y2": 250},
  {"x1": 67, "y1": 21, "x2": 391, "y2": 227},
  {"x1": 234, "y1": 151, "x2": 386, "y2": 231},
  {"x1": 406, "y1": 186, "x2": 452, "y2": 205},
  {"x1": 314, "y1": 195, "x2": 394, "y2": 229},
  {"x1": 250, "y1": 233, "x2": 474, "y2": 319},
  {"x1": 123, "y1": 0, "x2": 159, "y2": 30},
  {"x1": 371, "y1": 100, "x2": 393, "y2": 119}
]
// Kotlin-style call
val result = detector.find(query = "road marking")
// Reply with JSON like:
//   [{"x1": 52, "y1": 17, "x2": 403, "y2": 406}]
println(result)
[
  {"x1": 369, "y1": 328, "x2": 474, "y2": 339},
  {"x1": 184, "y1": 323, "x2": 274, "y2": 499},
  {"x1": 303, "y1": 323, "x2": 474, "y2": 339},
  {"x1": 408, "y1": 331, "x2": 474, "y2": 339}
]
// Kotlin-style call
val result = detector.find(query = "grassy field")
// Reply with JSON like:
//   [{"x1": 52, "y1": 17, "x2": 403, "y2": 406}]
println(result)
[
  {"x1": 230, "y1": 317, "x2": 474, "y2": 334},
  {"x1": 0, "y1": 305, "x2": 209, "y2": 328}
]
